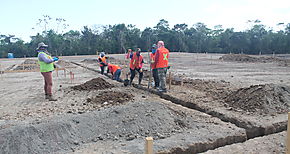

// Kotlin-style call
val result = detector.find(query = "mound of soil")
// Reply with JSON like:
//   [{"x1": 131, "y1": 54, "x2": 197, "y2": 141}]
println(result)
[
  {"x1": 23, "y1": 59, "x2": 37, "y2": 64},
  {"x1": 71, "y1": 77, "x2": 114, "y2": 91},
  {"x1": 168, "y1": 76, "x2": 231, "y2": 99},
  {"x1": 87, "y1": 91, "x2": 133, "y2": 106},
  {"x1": 224, "y1": 84, "x2": 290, "y2": 114},
  {"x1": 56, "y1": 60, "x2": 72, "y2": 67},
  {"x1": 0, "y1": 101, "x2": 222, "y2": 153},
  {"x1": 219, "y1": 54, "x2": 280, "y2": 63}
]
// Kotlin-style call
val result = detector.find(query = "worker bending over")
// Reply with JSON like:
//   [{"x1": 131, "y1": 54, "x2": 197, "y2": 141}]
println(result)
[
  {"x1": 107, "y1": 63, "x2": 122, "y2": 81},
  {"x1": 98, "y1": 52, "x2": 108, "y2": 75}
]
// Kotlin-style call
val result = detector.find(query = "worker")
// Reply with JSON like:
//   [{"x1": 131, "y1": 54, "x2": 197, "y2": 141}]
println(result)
[
  {"x1": 107, "y1": 63, "x2": 122, "y2": 81},
  {"x1": 150, "y1": 44, "x2": 159, "y2": 88},
  {"x1": 127, "y1": 48, "x2": 144, "y2": 85},
  {"x1": 126, "y1": 49, "x2": 132, "y2": 59},
  {"x1": 154, "y1": 41, "x2": 169, "y2": 92},
  {"x1": 37, "y1": 42, "x2": 58, "y2": 101},
  {"x1": 98, "y1": 52, "x2": 108, "y2": 75}
]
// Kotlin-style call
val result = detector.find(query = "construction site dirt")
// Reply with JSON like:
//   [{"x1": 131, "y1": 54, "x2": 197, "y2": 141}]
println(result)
[{"x1": 0, "y1": 53, "x2": 290, "y2": 153}]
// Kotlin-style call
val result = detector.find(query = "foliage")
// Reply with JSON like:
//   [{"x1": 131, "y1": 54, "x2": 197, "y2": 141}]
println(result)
[{"x1": 1, "y1": 19, "x2": 290, "y2": 58}]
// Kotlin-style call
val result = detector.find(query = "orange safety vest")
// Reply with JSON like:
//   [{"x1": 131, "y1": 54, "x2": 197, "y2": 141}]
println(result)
[
  {"x1": 98, "y1": 56, "x2": 107, "y2": 67},
  {"x1": 150, "y1": 53, "x2": 156, "y2": 69},
  {"x1": 129, "y1": 52, "x2": 143, "y2": 69},
  {"x1": 155, "y1": 47, "x2": 169, "y2": 69},
  {"x1": 108, "y1": 64, "x2": 121, "y2": 74}
]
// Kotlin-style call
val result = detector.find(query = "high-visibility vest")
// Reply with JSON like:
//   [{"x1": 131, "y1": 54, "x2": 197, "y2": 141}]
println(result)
[
  {"x1": 108, "y1": 64, "x2": 121, "y2": 74},
  {"x1": 155, "y1": 47, "x2": 169, "y2": 69},
  {"x1": 130, "y1": 52, "x2": 143, "y2": 69},
  {"x1": 98, "y1": 56, "x2": 107, "y2": 66},
  {"x1": 150, "y1": 53, "x2": 156, "y2": 69},
  {"x1": 38, "y1": 52, "x2": 54, "y2": 72}
]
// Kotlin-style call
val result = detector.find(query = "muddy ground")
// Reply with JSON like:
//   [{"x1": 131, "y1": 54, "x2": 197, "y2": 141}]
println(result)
[{"x1": 0, "y1": 53, "x2": 290, "y2": 153}]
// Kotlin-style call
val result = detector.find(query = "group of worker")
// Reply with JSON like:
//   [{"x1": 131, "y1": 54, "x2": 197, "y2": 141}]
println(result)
[
  {"x1": 36, "y1": 40, "x2": 169, "y2": 101},
  {"x1": 97, "y1": 40, "x2": 169, "y2": 93}
]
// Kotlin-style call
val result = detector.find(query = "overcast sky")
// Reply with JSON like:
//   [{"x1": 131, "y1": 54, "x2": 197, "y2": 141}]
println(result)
[{"x1": 1, "y1": 0, "x2": 290, "y2": 42}]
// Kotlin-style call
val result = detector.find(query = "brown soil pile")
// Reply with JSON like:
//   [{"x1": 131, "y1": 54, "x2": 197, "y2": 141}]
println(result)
[
  {"x1": 219, "y1": 54, "x2": 280, "y2": 63},
  {"x1": 14, "y1": 59, "x2": 39, "y2": 70},
  {"x1": 224, "y1": 84, "x2": 290, "y2": 114},
  {"x1": 167, "y1": 74, "x2": 188, "y2": 85},
  {"x1": 87, "y1": 91, "x2": 133, "y2": 107},
  {"x1": 168, "y1": 76, "x2": 231, "y2": 99},
  {"x1": 56, "y1": 60, "x2": 72, "y2": 67},
  {"x1": 71, "y1": 77, "x2": 114, "y2": 91}
]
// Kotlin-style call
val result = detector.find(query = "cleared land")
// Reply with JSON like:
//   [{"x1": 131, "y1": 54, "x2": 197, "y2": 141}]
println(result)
[{"x1": 0, "y1": 53, "x2": 289, "y2": 153}]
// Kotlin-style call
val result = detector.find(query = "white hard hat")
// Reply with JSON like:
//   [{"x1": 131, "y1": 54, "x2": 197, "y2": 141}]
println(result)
[
  {"x1": 37, "y1": 42, "x2": 48, "y2": 49},
  {"x1": 100, "y1": 52, "x2": 105, "y2": 57}
]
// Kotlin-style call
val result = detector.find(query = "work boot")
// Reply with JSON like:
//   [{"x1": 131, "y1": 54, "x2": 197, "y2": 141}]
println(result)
[
  {"x1": 158, "y1": 88, "x2": 167, "y2": 93},
  {"x1": 47, "y1": 95, "x2": 57, "y2": 101},
  {"x1": 129, "y1": 80, "x2": 132, "y2": 86}
]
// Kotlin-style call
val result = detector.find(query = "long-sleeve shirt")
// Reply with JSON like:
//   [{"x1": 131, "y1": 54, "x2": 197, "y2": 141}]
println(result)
[{"x1": 37, "y1": 50, "x2": 54, "y2": 64}]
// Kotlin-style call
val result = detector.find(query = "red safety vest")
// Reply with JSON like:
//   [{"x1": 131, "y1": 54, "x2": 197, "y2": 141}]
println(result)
[
  {"x1": 98, "y1": 56, "x2": 107, "y2": 67},
  {"x1": 155, "y1": 48, "x2": 169, "y2": 69},
  {"x1": 108, "y1": 64, "x2": 121, "y2": 74},
  {"x1": 130, "y1": 52, "x2": 143, "y2": 69}
]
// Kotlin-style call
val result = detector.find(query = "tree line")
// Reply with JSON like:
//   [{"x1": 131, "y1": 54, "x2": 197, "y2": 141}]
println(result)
[{"x1": 1, "y1": 18, "x2": 290, "y2": 58}]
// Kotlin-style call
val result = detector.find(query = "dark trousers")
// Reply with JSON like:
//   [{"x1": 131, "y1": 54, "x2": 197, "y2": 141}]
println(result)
[
  {"x1": 113, "y1": 69, "x2": 121, "y2": 81},
  {"x1": 100, "y1": 66, "x2": 105, "y2": 75},
  {"x1": 130, "y1": 68, "x2": 143, "y2": 84},
  {"x1": 41, "y1": 72, "x2": 53, "y2": 95},
  {"x1": 152, "y1": 68, "x2": 159, "y2": 87}
]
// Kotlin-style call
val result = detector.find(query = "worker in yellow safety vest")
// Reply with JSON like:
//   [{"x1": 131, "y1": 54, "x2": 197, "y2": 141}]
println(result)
[{"x1": 37, "y1": 42, "x2": 58, "y2": 101}]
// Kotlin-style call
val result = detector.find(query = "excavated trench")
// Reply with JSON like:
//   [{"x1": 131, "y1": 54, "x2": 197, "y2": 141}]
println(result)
[
  {"x1": 135, "y1": 85, "x2": 287, "y2": 139},
  {"x1": 70, "y1": 61, "x2": 287, "y2": 153}
]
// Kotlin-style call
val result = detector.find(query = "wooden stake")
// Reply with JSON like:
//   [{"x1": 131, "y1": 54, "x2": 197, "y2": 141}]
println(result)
[
  {"x1": 0, "y1": 64, "x2": 2, "y2": 77},
  {"x1": 181, "y1": 78, "x2": 183, "y2": 86},
  {"x1": 70, "y1": 71, "x2": 73, "y2": 83},
  {"x1": 145, "y1": 137, "x2": 153, "y2": 154},
  {"x1": 169, "y1": 72, "x2": 172, "y2": 90},
  {"x1": 56, "y1": 68, "x2": 59, "y2": 77},
  {"x1": 287, "y1": 112, "x2": 290, "y2": 153}
]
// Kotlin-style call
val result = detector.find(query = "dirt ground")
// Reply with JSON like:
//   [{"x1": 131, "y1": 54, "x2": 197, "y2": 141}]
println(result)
[{"x1": 1, "y1": 53, "x2": 290, "y2": 153}]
